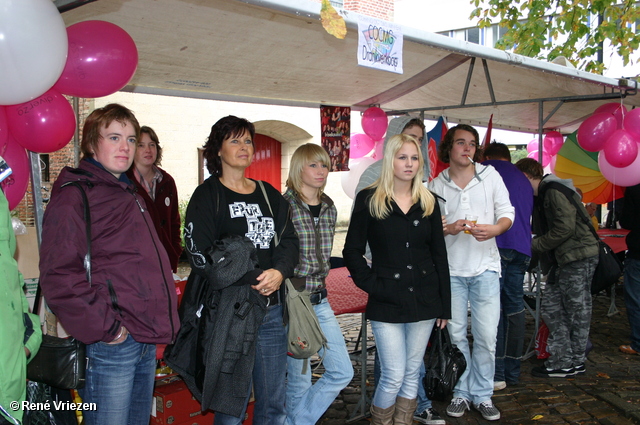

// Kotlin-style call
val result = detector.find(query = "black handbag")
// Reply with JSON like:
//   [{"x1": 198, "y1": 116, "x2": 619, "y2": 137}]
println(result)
[
  {"x1": 423, "y1": 325, "x2": 467, "y2": 401},
  {"x1": 27, "y1": 182, "x2": 91, "y2": 390},
  {"x1": 590, "y1": 240, "x2": 623, "y2": 295}
]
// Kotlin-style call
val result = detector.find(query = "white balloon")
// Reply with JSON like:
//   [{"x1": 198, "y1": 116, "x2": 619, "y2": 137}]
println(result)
[
  {"x1": 0, "y1": 0, "x2": 68, "y2": 105},
  {"x1": 341, "y1": 157, "x2": 376, "y2": 199}
]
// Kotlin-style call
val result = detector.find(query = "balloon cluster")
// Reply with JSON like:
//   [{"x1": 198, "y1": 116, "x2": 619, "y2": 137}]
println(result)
[
  {"x1": 340, "y1": 108, "x2": 389, "y2": 199},
  {"x1": 577, "y1": 103, "x2": 640, "y2": 187},
  {"x1": 0, "y1": 0, "x2": 138, "y2": 209},
  {"x1": 526, "y1": 131, "x2": 563, "y2": 172}
]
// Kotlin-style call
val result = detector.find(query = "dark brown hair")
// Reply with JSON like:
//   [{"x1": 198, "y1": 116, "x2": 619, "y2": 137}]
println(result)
[
  {"x1": 438, "y1": 124, "x2": 480, "y2": 164},
  {"x1": 203, "y1": 116, "x2": 255, "y2": 176},
  {"x1": 515, "y1": 157, "x2": 544, "y2": 179},
  {"x1": 140, "y1": 126, "x2": 163, "y2": 166}
]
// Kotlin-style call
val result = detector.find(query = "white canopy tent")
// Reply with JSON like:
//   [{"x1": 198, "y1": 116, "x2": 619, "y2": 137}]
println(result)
[{"x1": 56, "y1": 0, "x2": 639, "y2": 134}]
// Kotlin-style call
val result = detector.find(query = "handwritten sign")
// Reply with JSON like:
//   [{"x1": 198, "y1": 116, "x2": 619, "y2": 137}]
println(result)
[{"x1": 357, "y1": 16, "x2": 403, "y2": 74}]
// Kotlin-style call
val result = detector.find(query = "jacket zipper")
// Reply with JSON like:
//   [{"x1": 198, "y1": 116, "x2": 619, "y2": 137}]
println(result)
[{"x1": 130, "y1": 189, "x2": 176, "y2": 343}]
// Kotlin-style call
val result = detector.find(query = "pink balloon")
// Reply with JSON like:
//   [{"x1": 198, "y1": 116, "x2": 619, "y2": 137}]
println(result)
[
  {"x1": 54, "y1": 21, "x2": 138, "y2": 98},
  {"x1": 372, "y1": 139, "x2": 385, "y2": 160},
  {"x1": 549, "y1": 155, "x2": 557, "y2": 174},
  {"x1": 623, "y1": 108, "x2": 640, "y2": 137},
  {"x1": 594, "y1": 103, "x2": 627, "y2": 127},
  {"x1": 599, "y1": 149, "x2": 640, "y2": 187},
  {"x1": 603, "y1": 130, "x2": 639, "y2": 168},
  {"x1": 1, "y1": 136, "x2": 30, "y2": 211},
  {"x1": 350, "y1": 133, "x2": 375, "y2": 159},
  {"x1": 527, "y1": 150, "x2": 551, "y2": 167},
  {"x1": 361, "y1": 107, "x2": 388, "y2": 141},
  {"x1": 527, "y1": 139, "x2": 539, "y2": 153},
  {"x1": 577, "y1": 113, "x2": 618, "y2": 152},
  {"x1": 6, "y1": 88, "x2": 76, "y2": 153},
  {"x1": 0, "y1": 107, "x2": 8, "y2": 152},
  {"x1": 543, "y1": 131, "x2": 564, "y2": 156}
]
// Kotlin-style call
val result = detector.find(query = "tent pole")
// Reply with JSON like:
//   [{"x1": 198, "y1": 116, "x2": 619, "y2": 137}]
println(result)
[{"x1": 29, "y1": 151, "x2": 45, "y2": 247}]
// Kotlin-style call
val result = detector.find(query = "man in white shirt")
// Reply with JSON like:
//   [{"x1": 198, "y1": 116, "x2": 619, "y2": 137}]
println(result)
[{"x1": 428, "y1": 124, "x2": 514, "y2": 421}]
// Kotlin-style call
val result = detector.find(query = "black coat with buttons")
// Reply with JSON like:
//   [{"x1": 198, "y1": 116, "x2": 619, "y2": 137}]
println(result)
[{"x1": 343, "y1": 188, "x2": 451, "y2": 323}]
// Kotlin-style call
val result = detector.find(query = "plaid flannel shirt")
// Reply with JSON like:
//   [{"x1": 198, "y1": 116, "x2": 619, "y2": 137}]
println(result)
[{"x1": 283, "y1": 188, "x2": 336, "y2": 292}]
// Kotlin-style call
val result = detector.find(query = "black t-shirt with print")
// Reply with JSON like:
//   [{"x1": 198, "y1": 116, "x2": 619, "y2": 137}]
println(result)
[{"x1": 221, "y1": 185, "x2": 275, "y2": 270}]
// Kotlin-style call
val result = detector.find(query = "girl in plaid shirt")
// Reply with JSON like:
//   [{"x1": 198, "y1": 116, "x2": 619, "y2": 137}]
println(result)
[{"x1": 283, "y1": 144, "x2": 353, "y2": 425}]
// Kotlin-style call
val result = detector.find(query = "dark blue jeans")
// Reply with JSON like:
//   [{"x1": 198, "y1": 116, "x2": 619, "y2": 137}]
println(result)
[
  {"x1": 79, "y1": 335, "x2": 156, "y2": 425},
  {"x1": 494, "y1": 248, "x2": 530, "y2": 384},
  {"x1": 214, "y1": 304, "x2": 287, "y2": 425},
  {"x1": 624, "y1": 258, "x2": 640, "y2": 352}
]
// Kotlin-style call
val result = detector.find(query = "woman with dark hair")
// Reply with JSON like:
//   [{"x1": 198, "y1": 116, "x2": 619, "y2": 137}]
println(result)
[
  {"x1": 39, "y1": 104, "x2": 179, "y2": 425},
  {"x1": 126, "y1": 126, "x2": 182, "y2": 272},
  {"x1": 182, "y1": 115, "x2": 299, "y2": 425}
]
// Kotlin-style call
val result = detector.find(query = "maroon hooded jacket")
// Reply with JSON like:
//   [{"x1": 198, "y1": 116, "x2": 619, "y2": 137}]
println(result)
[
  {"x1": 39, "y1": 160, "x2": 179, "y2": 344},
  {"x1": 126, "y1": 166, "x2": 182, "y2": 272}
]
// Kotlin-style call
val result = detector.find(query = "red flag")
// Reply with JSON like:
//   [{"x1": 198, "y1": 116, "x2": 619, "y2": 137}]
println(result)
[
  {"x1": 481, "y1": 114, "x2": 493, "y2": 150},
  {"x1": 427, "y1": 117, "x2": 449, "y2": 181}
]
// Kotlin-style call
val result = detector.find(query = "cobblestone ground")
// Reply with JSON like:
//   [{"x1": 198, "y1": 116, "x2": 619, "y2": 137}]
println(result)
[
  {"x1": 320, "y1": 228, "x2": 640, "y2": 424},
  {"x1": 318, "y1": 286, "x2": 640, "y2": 425},
  {"x1": 180, "y1": 228, "x2": 640, "y2": 424}
]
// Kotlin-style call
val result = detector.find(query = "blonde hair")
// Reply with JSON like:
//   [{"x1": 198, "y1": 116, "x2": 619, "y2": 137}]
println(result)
[
  {"x1": 286, "y1": 143, "x2": 331, "y2": 202},
  {"x1": 368, "y1": 134, "x2": 435, "y2": 219}
]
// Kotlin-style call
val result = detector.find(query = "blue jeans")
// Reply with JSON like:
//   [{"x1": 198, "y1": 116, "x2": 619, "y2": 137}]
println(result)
[
  {"x1": 215, "y1": 304, "x2": 287, "y2": 425},
  {"x1": 623, "y1": 258, "x2": 640, "y2": 351},
  {"x1": 495, "y1": 249, "x2": 530, "y2": 384},
  {"x1": 377, "y1": 352, "x2": 435, "y2": 412},
  {"x1": 285, "y1": 298, "x2": 353, "y2": 425},
  {"x1": 449, "y1": 271, "x2": 500, "y2": 405},
  {"x1": 79, "y1": 335, "x2": 156, "y2": 425},
  {"x1": 371, "y1": 319, "x2": 434, "y2": 408}
]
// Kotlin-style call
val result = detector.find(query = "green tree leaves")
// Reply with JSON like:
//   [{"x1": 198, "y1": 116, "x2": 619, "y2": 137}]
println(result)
[{"x1": 471, "y1": 0, "x2": 640, "y2": 74}]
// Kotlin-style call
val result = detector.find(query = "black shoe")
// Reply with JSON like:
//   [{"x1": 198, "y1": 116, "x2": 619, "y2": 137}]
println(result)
[
  {"x1": 414, "y1": 407, "x2": 446, "y2": 424},
  {"x1": 531, "y1": 365, "x2": 574, "y2": 378}
]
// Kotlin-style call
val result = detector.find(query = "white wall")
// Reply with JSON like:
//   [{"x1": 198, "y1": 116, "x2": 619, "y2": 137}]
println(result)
[{"x1": 95, "y1": 92, "x2": 357, "y2": 223}]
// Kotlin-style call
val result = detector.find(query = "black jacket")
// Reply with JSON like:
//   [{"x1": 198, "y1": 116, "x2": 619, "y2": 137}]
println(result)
[
  {"x1": 343, "y1": 188, "x2": 451, "y2": 323},
  {"x1": 620, "y1": 183, "x2": 640, "y2": 260}
]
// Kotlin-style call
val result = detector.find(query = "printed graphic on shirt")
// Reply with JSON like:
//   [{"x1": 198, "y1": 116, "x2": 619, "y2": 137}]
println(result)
[{"x1": 229, "y1": 202, "x2": 275, "y2": 249}]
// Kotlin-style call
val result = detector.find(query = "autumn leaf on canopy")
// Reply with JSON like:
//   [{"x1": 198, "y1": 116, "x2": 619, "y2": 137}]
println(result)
[{"x1": 321, "y1": 0, "x2": 347, "y2": 39}]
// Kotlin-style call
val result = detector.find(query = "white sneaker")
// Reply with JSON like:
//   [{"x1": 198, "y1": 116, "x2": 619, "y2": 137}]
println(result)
[{"x1": 493, "y1": 380, "x2": 506, "y2": 391}]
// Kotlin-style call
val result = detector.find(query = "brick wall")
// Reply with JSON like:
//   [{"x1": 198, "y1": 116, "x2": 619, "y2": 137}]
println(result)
[
  {"x1": 12, "y1": 97, "x2": 93, "y2": 226},
  {"x1": 311, "y1": 0, "x2": 394, "y2": 20}
]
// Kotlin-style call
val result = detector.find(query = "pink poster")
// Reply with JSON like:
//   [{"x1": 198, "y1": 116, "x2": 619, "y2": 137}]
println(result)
[{"x1": 320, "y1": 105, "x2": 350, "y2": 171}]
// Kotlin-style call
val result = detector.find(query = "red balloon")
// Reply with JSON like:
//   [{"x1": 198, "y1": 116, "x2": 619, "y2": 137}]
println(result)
[
  {"x1": 623, "y1": 108, "x2": 640, "y2": 137},
  {"x1": 577, "y1": 113, "x2": 617, "y2": 152},
  {"x1": 6, "y1": 88, "x2": 76, "y2": 153},
  {"x1": 350, "y1": 133, "x2": 375, "y2": 159},
  {"x1": 1, "y1": 136, "x2": 30, "y2": 211},
  {"x1": 54, "y1": 20, "x2": 138, "y2": 98},
  {"x1": 543, "y1": 131, "x2": 563, "y2": 155},
  {"x1": 0, "y1": 107, "x2": 8, "y2": 152},
  {"x1": 603, "y1": 129, "x2": 639, "y2": 168},
  {"x1": 594, "y1": 103, "x2": 627, "y2": 127},
  {"x1": 361, "y1": 107, "x2": 388, "y2": 141}
]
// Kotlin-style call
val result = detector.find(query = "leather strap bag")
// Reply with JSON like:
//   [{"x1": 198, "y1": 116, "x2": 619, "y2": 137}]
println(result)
[{"x1": 27, "y1": 182, "x2": 91, "y2": 390}]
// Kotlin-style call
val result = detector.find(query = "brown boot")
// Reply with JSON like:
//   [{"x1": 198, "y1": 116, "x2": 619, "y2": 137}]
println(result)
[
  {"x1": 370, "y1": 404, "x2": 395, "y2": 425},
  {"x1": 392, "y1": 396, "x2": 417, "y2": 425}
]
